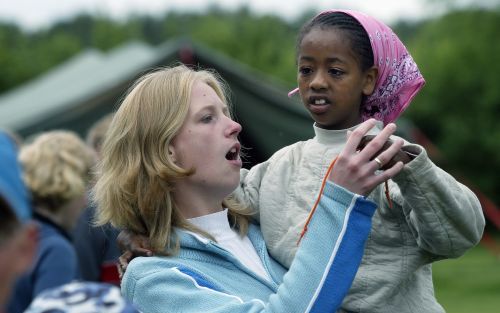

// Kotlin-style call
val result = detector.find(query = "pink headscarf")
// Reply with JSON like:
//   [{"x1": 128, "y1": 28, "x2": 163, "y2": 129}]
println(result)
[{"x1": 289, "y1": 9, "x2": 425, "y2": 125}]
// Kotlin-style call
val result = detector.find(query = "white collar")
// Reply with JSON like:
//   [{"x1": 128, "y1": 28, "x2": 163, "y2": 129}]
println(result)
[
  {"x1": 186, "y1": 208, "x2": 232, "y2": 243},
  {"x1": 313, "y1": 121, "x2": 383, "y2": 145}
]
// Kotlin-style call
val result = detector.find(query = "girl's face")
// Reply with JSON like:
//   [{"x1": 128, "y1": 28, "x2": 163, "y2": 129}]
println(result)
[
  {"x1": 297, "y1": 27, "x2": 377, "y2": 130},
  {"x1": 169, "y1": 81, "x2": 242, "y2": 201}
]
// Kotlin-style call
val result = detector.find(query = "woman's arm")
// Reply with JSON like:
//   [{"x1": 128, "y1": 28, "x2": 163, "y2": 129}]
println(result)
[{"x1": 122, "y1": 182, "x2": 376, "y2": 313}]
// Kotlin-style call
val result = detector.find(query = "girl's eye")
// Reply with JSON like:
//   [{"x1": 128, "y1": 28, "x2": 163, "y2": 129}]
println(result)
[
  {"x1": 329, "y1": 68, "x2": 344, "y2": 77},
  {"x1": 298, "y1": 66, "x2": 312, "y2": 76}
]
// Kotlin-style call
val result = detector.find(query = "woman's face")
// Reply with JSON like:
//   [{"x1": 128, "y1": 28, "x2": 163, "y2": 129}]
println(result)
[{"x1": 169, "y1": 81, "x2": 242, "y2": 200}]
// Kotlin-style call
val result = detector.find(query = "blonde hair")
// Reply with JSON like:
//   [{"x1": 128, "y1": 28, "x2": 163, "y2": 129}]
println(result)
[
  {"x1": 93, "y1": 65, "x2": 251, "y2": 255},
  {"x1": 19, "y1": 131, "x2": 94, "y2": 212}
]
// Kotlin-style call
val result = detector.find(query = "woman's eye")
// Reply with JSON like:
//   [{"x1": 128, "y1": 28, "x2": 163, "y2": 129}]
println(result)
[
  {"x1": 298, "y1": 67, "x2": 312, "y2": 75},
  {"x1": 201, "y1": 115, "x2": 214, "y2": 123}
]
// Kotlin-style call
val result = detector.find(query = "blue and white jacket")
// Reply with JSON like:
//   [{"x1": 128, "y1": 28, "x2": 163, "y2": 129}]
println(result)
[{"x1": 122, "y1": 182, "x2": 376, "y2": 313}]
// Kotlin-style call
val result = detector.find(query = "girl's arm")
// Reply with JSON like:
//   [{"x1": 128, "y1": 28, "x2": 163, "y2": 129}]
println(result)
[
  {"x1": 391, "y1": 145, "x2": 485, "y2": 258},
  {"x1": 232, "y1": 144, "x2": 295, "y2": 219}
]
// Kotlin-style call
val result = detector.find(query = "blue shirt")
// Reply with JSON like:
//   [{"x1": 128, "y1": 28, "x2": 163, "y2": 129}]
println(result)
[{"x1": 7, "y1": 213, "x2": 79, "y2": 313}]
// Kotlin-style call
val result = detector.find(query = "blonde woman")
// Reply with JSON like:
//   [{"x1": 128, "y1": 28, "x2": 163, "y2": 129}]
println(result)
[
  {"x1": 94, "y1": 65, "x2": 404, "y2": 313},
  {"x1": 7, "y1": 131, "x2": 94, "y2": 313}
]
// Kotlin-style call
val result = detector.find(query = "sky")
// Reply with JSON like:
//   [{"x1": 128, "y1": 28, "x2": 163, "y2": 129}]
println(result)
[{"x1": 0, "y1": 0, "x2": 498, "y2": 30}]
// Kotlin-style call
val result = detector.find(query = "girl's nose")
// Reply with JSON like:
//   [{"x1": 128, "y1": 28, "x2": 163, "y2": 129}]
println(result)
[{"x1": 310, "y1": 71, "x2": 328, "y2": 90}]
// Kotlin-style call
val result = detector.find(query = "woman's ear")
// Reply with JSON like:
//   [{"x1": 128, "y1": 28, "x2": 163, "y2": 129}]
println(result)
[
  {"x1": 362, "y1": 66, "x2": 379, "y2": 96},
  {"x1": 168, "y1": 145, "x2": 177, "y2": 164}
]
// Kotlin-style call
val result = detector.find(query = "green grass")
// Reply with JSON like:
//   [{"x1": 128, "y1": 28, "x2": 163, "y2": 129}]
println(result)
[{"x1": 433, "y1": 245, "x2": 500, "y2": 313}]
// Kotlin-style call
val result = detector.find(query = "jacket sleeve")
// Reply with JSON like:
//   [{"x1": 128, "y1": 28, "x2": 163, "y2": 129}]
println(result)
[
  {"x1": 391, "y1": 144, "x2": 485, "y2": 258},
  {"x1": 232, "y1": 161, "x2": 270, "y2": 219},
  {"x1": 232, "y1": 145, "x2": 298, "y2": 221},
  {"x1": 122, "y1": 182, "x2": 376, "y2": 313},
  {"x1": 231, "y1": 147, "x2": 286, "y2": 218},
  {"x1": 33, "y1": 238, "x2": 79, "y2": 296},
  {"x1": 73, "y1": 205, "x2": 103, "y2": 281}
]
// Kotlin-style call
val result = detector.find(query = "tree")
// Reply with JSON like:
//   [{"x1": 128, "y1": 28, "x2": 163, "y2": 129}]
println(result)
[{"x1": 406, "y1": 9, "x2": 500, "y2": 204}]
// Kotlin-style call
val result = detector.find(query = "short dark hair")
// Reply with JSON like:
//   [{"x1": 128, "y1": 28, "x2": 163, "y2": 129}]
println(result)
[{"x1": 297, "y1": 11, "x2": 374, "y2": 71}]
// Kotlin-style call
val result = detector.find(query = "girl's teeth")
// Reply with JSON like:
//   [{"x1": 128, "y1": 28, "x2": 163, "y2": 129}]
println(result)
[{"x1": 314, "y1": 99, "x2": 326, "y2": 105}]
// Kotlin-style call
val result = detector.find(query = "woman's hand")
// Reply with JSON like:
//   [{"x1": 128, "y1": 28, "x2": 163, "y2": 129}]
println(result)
[
  {"x1": 116, "y1": 230, "x2": 153, "y2": 278},
  {"x1": 328, "y1": 119, "x2": 404, "y2": 196}
]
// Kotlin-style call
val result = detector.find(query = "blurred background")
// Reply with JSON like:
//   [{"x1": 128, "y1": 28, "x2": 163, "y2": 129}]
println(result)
[{"x1": 0, "y1": 0, "x2": 499, "y2": 311}]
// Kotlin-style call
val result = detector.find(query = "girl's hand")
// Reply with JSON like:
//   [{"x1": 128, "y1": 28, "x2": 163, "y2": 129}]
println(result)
[
  {"x1": 328, "y1": 119, "x2": 404, "y2": 196},
  {"x1": 357, "y1": 135, "x2": 412, "y2": 170},
  {"x1": 116, "y1": 230, "x2": 153, "y2": 278}
]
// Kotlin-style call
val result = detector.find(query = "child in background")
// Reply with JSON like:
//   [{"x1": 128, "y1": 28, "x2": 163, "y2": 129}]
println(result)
[
  {"x1": 118, "y1": 10, "x2": 484, "y2": 313},
  {"x1": 237, "y1": 10, "x2": 484, "y2": 313},
  {"x1": 7, "y1": 131, "x2": 95, "y2": 313},
  {"x1": 0, "y1": 130, "x2": 140, "y2": 313}
]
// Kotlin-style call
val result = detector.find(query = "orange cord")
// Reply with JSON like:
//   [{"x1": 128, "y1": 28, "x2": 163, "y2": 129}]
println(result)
[
  {"x1": 384, "y1": 180, "x2": 393, "y2": 209},
  {"x1": 296, "y1": 157, "x2": 393, "y2": 246},
  {"x1": 296, "y1": 157, "x2": 338, "y2": 246}
]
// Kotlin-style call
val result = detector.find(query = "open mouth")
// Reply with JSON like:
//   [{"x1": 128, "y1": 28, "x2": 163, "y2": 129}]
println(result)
[
  {"x1": 308, "y1": 96, "x2": 331, "y2": 114},
  {"x1": 309, "y1": 96, "x2": 330, "y2": 106},
  {"x1": 313, "y1": 99, "x2": 327, "y2": 105},
  {"x1": 225, "y1": 145, "x2": 240, "y2": 161}
]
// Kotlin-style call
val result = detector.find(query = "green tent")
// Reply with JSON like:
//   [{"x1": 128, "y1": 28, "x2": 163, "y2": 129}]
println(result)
[{"x1": 0, "y1": 38, "x2": 313, "y2": 167}]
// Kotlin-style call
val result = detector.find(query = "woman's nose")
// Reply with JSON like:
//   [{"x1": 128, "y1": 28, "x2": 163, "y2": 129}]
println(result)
[{"x1": 226, "y1": 118, "x2": 242, "y2": 137}]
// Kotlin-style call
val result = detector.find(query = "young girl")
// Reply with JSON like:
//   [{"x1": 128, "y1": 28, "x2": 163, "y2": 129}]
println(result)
[
  {"x1": 119, "y1": 10, "x2": 484, "y2": 313},
  {"x1": 237, "y1": 10, "x2": 484, "y2": 313},
  {"x1": 94, "y1": 65, "x2": 405, "y2": 313}
]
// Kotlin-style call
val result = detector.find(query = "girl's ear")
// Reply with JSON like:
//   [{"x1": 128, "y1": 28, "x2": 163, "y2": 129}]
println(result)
[{"x1": 362, "y1": 66, "x2": 379, "y2": 96}]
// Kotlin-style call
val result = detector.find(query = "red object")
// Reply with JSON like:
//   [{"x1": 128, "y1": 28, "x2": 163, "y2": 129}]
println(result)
[
  {"x1": 179, "y1": 44, "x2": 195, "y2": 66},
  {"x1": 99, "y1": 261, "x2": 120, "y2": 286}
]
